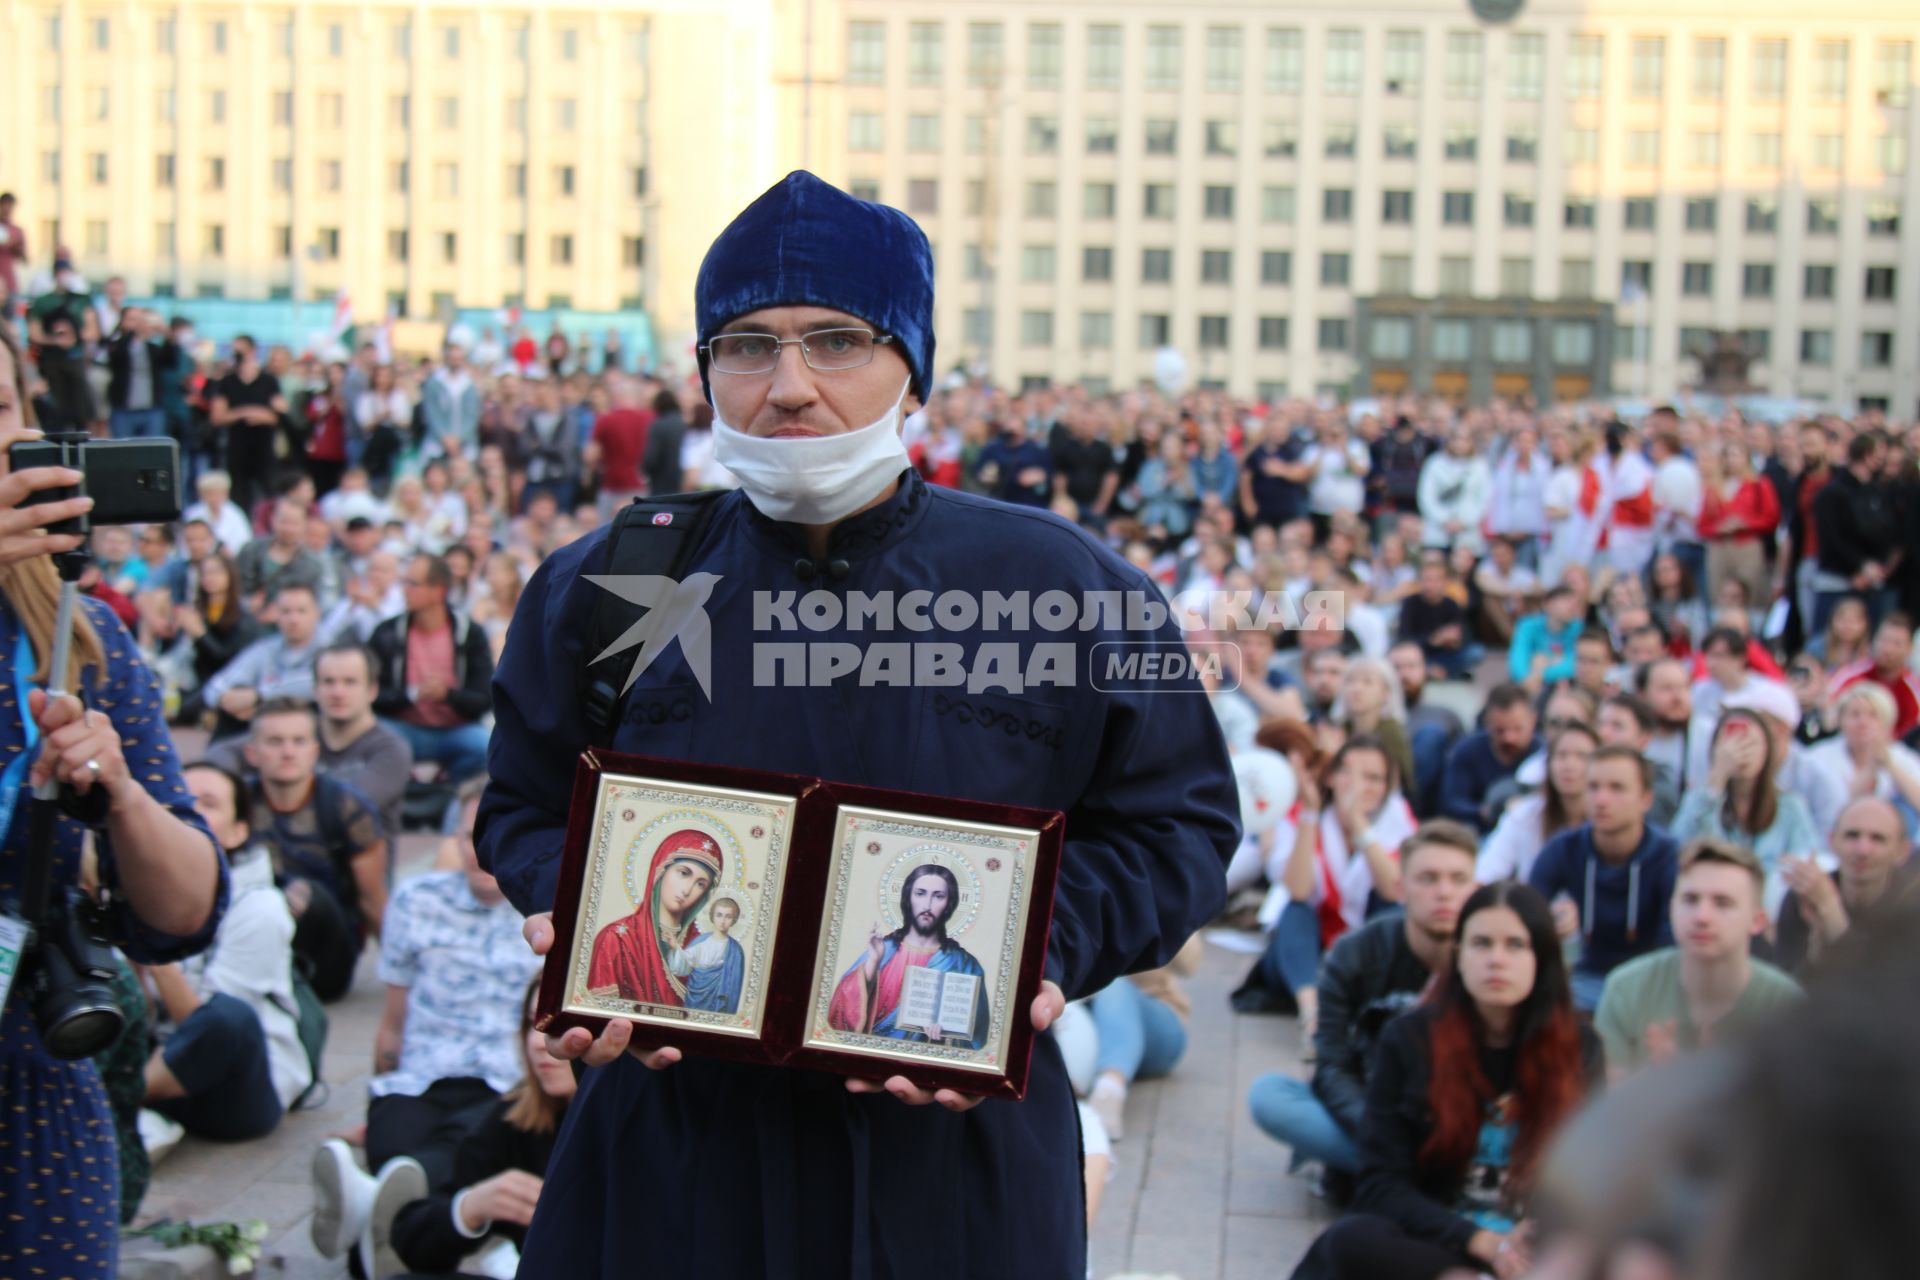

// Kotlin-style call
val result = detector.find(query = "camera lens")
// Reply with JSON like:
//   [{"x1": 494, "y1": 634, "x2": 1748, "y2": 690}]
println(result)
[{"x1": 38, "y1": 998, "x2": 124, "y2": 1060}]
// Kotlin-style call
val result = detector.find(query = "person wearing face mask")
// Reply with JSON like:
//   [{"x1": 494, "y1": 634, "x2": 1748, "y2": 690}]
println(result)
[{"x1": 476, "y1": 171, "x2": 1239, "y2": 1280}]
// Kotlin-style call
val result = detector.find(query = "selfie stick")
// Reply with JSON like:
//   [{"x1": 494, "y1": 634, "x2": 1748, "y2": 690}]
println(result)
[{"x1": 19, "y1": 434, "x2": 93, "y2": 931}]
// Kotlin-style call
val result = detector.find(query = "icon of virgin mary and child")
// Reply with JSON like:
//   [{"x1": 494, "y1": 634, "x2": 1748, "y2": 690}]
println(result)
[{"x1": 588, "y1": 828, "x2": 745, "y2": 1014}]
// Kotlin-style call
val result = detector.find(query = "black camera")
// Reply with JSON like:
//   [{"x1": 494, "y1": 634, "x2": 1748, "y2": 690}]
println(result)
[
  {"x1": 19, "y1": 889, "x2": 124, "y2": 1059},
  {"x1": 10, "y1": 435, "x2": 184, "y2": 534}
]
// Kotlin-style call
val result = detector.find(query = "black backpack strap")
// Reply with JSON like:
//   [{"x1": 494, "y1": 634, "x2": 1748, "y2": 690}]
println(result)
[{"x1": 580, "y1": 490, "x2": 728, "y2": 747}]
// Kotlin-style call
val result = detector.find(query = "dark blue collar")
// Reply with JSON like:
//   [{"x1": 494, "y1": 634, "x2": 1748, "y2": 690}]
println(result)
[{"x1": 739, "y1": 467, "x2": 930, "y2": 563}]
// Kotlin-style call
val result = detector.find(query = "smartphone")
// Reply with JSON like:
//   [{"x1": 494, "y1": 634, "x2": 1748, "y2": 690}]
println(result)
[{"x1": 10, "y1": 437, "x2": 184, "y2": 533}]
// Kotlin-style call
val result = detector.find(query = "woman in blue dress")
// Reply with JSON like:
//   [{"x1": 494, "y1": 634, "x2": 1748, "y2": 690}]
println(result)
[{"x1": 0, "y1": 327, "x2": 228, "y2": 1278}]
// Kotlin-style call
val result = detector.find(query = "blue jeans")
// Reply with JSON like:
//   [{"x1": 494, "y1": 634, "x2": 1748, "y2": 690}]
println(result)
[
  {"x1": 1571, "y1": 968, "x2": 1608, "y2": 1013},
  {"x1": 1248, "y1": 1074, "x2": 1359, "y2": 1172},
  {"x1": 383, "y1": 717, "x2": 491, "y2": 783},
  {"x1": 1090, "y1": 981, "x2": 1188, "y2": 1083},
  {"x1": 154, "y1": 993, "x2": 285, "y2": 1141},
  {"x1": 110, "y1": 406, "x2": 167, "y2": 439},
  {"x1": 1260, "y1": 900, "x2": 1326, "y2": 995}
]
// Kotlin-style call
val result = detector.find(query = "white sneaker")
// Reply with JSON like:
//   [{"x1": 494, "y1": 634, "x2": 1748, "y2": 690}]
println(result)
[
  {"x1": 310, "y1": 1139, "x2": 377, "y2": 1260},
  {"x1": 362, "y1": 1156, "x2": 428, "y2": 1280},
  {"x1": 1089, "y1": 1074, "x2": 1128, "y2": 1142}
]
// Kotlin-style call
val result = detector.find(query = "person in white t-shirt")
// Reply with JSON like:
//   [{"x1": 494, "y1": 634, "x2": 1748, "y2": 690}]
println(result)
[
  {"x1": 182, "y1": 469, "x2": 259, "y2": 558},
  {"x1": 1649, "y1": 423, "x2": 1705, "y2": 602},
  {"x1": 1302, "y1": 419, "x2": 1370, "y2": 528}
]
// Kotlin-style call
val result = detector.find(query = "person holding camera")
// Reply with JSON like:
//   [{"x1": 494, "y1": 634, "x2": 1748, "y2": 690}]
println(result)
[{"x1": 0, "y1": 326, "x2": 228, "y2": 1276}]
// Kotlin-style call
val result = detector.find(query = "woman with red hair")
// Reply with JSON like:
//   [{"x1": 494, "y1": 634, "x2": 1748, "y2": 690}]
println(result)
[{"x1": 1290, "y1": 882, "x2": 1600, "y2": 1280}]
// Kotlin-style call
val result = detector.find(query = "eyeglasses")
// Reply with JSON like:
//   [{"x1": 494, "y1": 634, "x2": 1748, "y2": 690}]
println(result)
[{"x1": 702, "y1": 327, "x2": 896, "y2": 376}]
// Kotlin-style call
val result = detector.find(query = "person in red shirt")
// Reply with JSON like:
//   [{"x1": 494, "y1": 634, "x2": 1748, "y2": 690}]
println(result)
[
  {"x1": 586, "y1": 376, "x2": 654, "y2": 520},
  {"x1": 1827, "y1": 612, "x2": 1920, "y2": 739},
  {"x1": 368, "y1": 554, "x2": 496, "y2": 782},
  {"x1": 1698, "y1": 440, "x2": 1781, "y2": 614},
  {"x1": 302, "y1": 361, "x2": 351, "y2": 497}
]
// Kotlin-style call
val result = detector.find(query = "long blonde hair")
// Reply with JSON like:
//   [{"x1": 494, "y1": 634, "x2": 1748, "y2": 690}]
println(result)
[{"x1": 0, "y1": 322, "x2": 106, "y2": 684}]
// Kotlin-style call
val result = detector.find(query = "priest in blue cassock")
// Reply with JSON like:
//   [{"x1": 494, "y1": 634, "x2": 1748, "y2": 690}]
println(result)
[{"x1": 477, "y1": 169, "x2": 1239, "y2": 1279}]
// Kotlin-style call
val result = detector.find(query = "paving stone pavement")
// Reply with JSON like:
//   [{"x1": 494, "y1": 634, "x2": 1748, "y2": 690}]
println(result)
[{"x1": 131, "y1": 902, "x2": 1330, "y2": 1279}]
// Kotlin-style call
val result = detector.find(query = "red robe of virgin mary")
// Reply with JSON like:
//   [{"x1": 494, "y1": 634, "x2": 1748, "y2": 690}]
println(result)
[{"x1": 587, "y1": 828, "x2": 724, "y2": 1006}]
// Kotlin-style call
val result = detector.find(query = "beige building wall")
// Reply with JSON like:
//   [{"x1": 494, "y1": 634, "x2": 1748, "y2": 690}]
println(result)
[
  {"x1": 3, "y1": 0, "x2": 1916, "y2": 412},
  {"x1": 825, "y1": 0, "x2": 1920, "y2": 412},
  {"x1": 0, "y1": 0, "x2": 790, "y2": 362}
]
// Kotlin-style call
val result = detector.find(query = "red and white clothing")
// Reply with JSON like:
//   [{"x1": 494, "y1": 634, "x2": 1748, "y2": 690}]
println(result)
[
  {"x1": 1652, "y1": 455, "x2": 1703, "y2": 549},
  {"x1": 1828, "y1": 659, "x2": 1920, "y2": 739},
  {"x1": 1259, "y1": 796, "x2": 1419, "y2": 947},
  {"x1": 1542, "y1": 460, "x2": 1606, "y2": 587},
  {"x1": 1605, "y1": 450, "x2": 1657, "y2": 574}
]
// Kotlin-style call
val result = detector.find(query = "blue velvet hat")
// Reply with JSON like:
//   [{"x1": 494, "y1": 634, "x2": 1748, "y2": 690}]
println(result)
[{"x1": 695, "y1": 171, "x2": 935, "y2": 404}]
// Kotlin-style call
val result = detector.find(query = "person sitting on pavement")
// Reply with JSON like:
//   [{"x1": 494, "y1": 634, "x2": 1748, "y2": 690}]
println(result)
[
  {"x1": 309, "y1": 781, "x2": 542, "y2": 1272},
  {"x1": 141, "y1": 764, "x2": 312, "y2": 1141},
  {"x1": 1249, "y1": 820, "x2": 1478, "y2": 1195},
  {"x1": 1595, "y1": 838, "x2": 1801, "y2": 1081},
  {"x1": 243, "y1": 696, "x2": 390, "y2": 1001},
  {"x1": 1528, "y1": 745, "x2": 1681, "y2": 1012},
  {"x1": 1776, "y1": 795, "x2": 1920, "y2": 974},
  {"x1": 199, "y1": 580, "x2": 324, "y2": 742},
  {"x1": 370, "y1": 553, "x2": 495, "y2": 784},
  {"x1": 1439, "y1": 682, "x2": 1541, "y2": 834},
  {"x1": 1247, "y1": 734, "x2": 1418, "y2": 1035},
  {"x1": 363, "y1": 978, "x2": 579, "y2": 1280},
  {"x1": 1286, "y1": 882, "x2": 1601, "y2": 1280},
  {"x1": 1083, "y1": 935, "x2": 1204, "y2": 1142}
]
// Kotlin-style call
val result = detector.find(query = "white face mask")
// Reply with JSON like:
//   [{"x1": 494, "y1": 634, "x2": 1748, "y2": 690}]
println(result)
[{"x1": 713, "y1": 379, "x2": 912, "y2": 525}]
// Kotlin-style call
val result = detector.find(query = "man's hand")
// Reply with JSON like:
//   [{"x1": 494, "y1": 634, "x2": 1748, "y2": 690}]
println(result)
[
  {"x1": 1643, "y1": 1019, "x2": 1680, "y2": 1064},
  {"x1": 460, "y1": 1170, "x2": 545, "y2": 1231},
  {"x1": 844, "y1": 980, "x2": 1064, "y2": 1113},
  {"x1": 218, "y1": 686, "x2": 261, "y2": 719},
  {"x1": 417, "y1": 674, "x2": 451, "y2": 703},
  {"x1": 523, "y1": 913, "x2": 682, "y2": 1071},
  {"x1": 1551, "y1": 897, "x2": 1580, "y2": 939}
]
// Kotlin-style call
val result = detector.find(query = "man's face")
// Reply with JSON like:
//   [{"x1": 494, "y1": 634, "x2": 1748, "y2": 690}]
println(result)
[
  {"x1": 1390, "y1": 645, "x2": 1426, "y2": 698},
  {"x1": 1546, "y1": 593, "x2": 1580, "y2": 627},
  {"x1": 1401, "y1": 847, "x2": 1476, "y2": 945},
  {"x1": 1832, "y1": 801, "x2": 1908, "y2": 882},
  {"x1": 275, "y1": 591, "x2": 319, "y2": 645},
  {"x1": 1672, "y1": 863, "x2": 1763, "y2": 963},
  {"x1": 1306, "y1": 652, "x2": 1346, "y2": 704},
  {"x1": 708, "y1": 306, "x2": 917, "y2": 439},
  {"x1": 1597, "y1": 704, "x2": 1647, "y2": 748},
  {"x1": 1575, "y1": 640, "x2": 1612, "y2": 691},
  {"x1": 454, "y1": 801, "x2": 502, "y2": 902},
  {"x1": 183, "y1": 523, "x2": 215, "y2": 561},
  {"x1": 404, "y1": 558, "x2": 443, "y2": 614},
  {"x1": 1645, "y1": 663, "x2": 1692, "y2": 725},
  {"x1": 907, "y1": 873, "x2": 952, "y2": 937},
  {"x1": 345, "y1": 524, "x2": 379, "y2": 557},
  {"x1": 1704, "y1": 643, "x2": 1746, "y2": 689},
  {"x1": 271, "y1": 500, "x2": 306, "y2": 546},
  {"x1": 1872, "y1": 624, "x2": 1912, "y2": 674},
  {"x1": 1624, "y1": 630, "x2": 1663, "y2": 667},
  {"x1": 185, "y1": 768, "x2": 247, "y2": 852},
  {"x1": 248, "y1": 711, "x2": 320, "y2": 784},
  {"x1": 1419, "y1": 564, "x2": 1447, "y2": 599},
  {"x1": 315, "y1": 650, "x2": 375, "y2": 722},
  {"x1": 1586, "y1": 757, "x2": 1650, "y2": 834},
  {"x1": 1487, "y1": 703, "x2": 1537, "y2": 761}
]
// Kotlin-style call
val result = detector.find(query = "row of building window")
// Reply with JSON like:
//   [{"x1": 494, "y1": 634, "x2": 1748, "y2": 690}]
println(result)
[
  {"x1": 976, "y1": 241, "x2": 1901, "y2": 300},
  {"x1": 959, "y1": 308, "x2": 1901, "y2": 372},
  {"x1": 37, "y1": 87, "x2": 643, "y2": 137},
  {"x1": 849, "y1": 176, "x2": 1906, "y2": 241},
  {"x1": 846, "y1": 111, "x2": 1911, "y2": 176},
  {"x1": 55, "y1": 152, "x2": 650, "y2": 204},
  {"x1": 847, "y1": 21, "x2": 1914, "y2": 107},
  {"x1": 65, "y1": 220, "x2": 643, "y2": 272},
  {"x1": 40, "y1": 12, "x2": 644, "y2": 65}
]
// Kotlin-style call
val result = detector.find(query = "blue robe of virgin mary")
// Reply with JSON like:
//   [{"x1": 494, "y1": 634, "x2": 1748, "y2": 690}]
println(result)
[{"x1": 683, "y1": 936, "x2": 746, "y2": 1014}]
